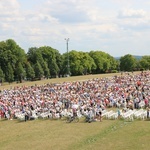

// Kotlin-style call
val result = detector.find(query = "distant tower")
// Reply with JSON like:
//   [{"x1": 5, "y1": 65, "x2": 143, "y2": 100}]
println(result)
[{"x1": 65, "y1": 38, "x2": 70, "y2": 77}]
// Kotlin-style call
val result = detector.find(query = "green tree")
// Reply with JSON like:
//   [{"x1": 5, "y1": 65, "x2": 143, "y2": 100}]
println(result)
[
  {"x1": 61, "y1": 50, "x2": 96, "y2": 76},
  {"x1": 27, "y1": 46, "x2": 61, "y2": 78},
  {"x1": 0, "y1": 39, "x2": 27, "y2": 82},
  {"x1": 27, "y1": 47, "x2": 38, "y2": 64},
  {"x1": 63, "y1": 50, "x2": 83, "y2": 76},
  {"x1": 89, "y1": 51, "x2": 117, "y2": 73},
  {"x1": 0, "y1": 67, "x2": 5, "y2": 84},
  {"x1": 79, "y1": 52, "x2": 96, "y2": 75},
  {"x1": 68, "y1": 50, "x2": 81, "y2": 75},
  {"x1": 50, "y1": 59, "x2": 59, "y2": 77},
  {"x1": 15, "y1": 62, "x2": 25, "y2": 83},
  {"x1": 25, "y1": 62, "x2": 35, "y2": 80},
  {"x1": 54, "y1": 49, "x2": 62, "y2": 75},
  {"x1": 42, "y1": 61, "x2": 50, "y2": 78},
  {"x1": 34, "y1": 61, "x2": 44, "y2": 80},
  {"x1": 38, "y1": 46, "x2": 60, "y2": 77},
  {"x1": 6, "y1": 39, "x2": 27, "y2": 71},
  {"x1": 139, "y1": 56, "x2": 150, "y2": 70},
  {"x1": 5, "y1": 63, "x2": 14, "y2": 83},
  {"x1": 120, "y1": 54, "x2": 137, "y2": 71},
  {"x1": 0, "y1": 41, "x2": 7, "y2": 71}
]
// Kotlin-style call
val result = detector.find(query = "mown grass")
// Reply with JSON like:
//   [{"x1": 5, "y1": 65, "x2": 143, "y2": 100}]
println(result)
[
  {"x1": 0, "y1": 72, "x2": 139, "y2": 90},
  {"x1": 0, "y1": 119, "x2": 149, "y2": 150},
  {"x1": 0, "y1": 73, "x2": 120, "y2": 90}
]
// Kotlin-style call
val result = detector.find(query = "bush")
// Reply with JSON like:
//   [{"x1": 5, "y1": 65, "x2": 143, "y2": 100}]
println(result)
[{"x1": 111, "y1": 70, "x2": 118, "y2": 73}]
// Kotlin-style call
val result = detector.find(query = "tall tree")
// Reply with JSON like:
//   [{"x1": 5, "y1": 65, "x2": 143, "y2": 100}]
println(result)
[
  {"x1": 120, "y1": 54, "x2": 137, "y2": 71},
  {"x1": 42, "y1": 61, "x2": 50, "y2": 78},
  {"x1": 61, "y1": 50, "x2": 96, "y2": 76},
  {"x1": 27, "y1": 47, "x2": 38, "y2": 64},
  {"x1": 89, "y1": 51, "x2": 117, "y2": 73},
  {"x1": 0, "y1": 67, "x2": 5, "y2": 84},
  {"x1": 64, "y1": 50, "x2": 83, "y2": 76},
  {"x1": 15, "y1": 62, "x2": 25, "y2": 83},
  {"x1": 5, "y1": 63, "x2": 14, "y2": 83},
  {"x1": 38, "y1": 46, "x2": 60, "y2": 77},
  {"x1": 0, "y1": 39, "x2": 26, "y2": 82},
  {"x1": 139, "y1": 56, "x2": 150, "y2": 70},
  {"x1": 25, "y1": 62, "x2": 35, "y2": 80},
  {"x1": 80, "y1": 52, "x2": 96, "y2": 75},
  {"x1": 6, "y1": 39, "x2": 26, "y2": 65},
  {"x1": 34, "y1": 61, "x2": 44, "y2": 80}
]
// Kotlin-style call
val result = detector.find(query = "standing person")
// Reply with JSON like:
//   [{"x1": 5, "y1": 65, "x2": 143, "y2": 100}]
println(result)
[
  {"x1": 144, "y1": 97, "x2": 149, "y2": 108},
  {"x1": 146, "y1": 107, "x2": 149, "y2": 119},
  {"x1": 72, "y1": 108, "x2": 77, "y2": 119},
  {"x1": 65, "y1": 99, "x2": 69, "y2": 110},
  {"x1": 98, "y1": 106, "x2": 102, "y2": 122},
  {"x1": 25, "y1": 110, "x2": 29, "y2": 122},
  {"x1": 87, "y1": 108, "x2": 94, "y2": 123},
  {"x1": 99, "y1": 109, "x2": 102, "y2": 122},
  {"x1": 117, "y1": 108, "x2": 121, "y2": 119}
]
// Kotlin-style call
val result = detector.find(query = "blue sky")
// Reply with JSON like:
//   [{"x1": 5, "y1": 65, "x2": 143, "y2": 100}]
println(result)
[{"x1": 0, "y1": 0, "x2": 150, "y2": 57}]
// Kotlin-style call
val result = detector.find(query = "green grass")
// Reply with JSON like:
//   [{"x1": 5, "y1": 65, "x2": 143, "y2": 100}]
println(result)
[
  {"x1": 0, "y1": 71, "x2": 140, "y2": 90},
  {"x1": 0, "y1": 73, "x2": 120, "y2": 90},
  {"x1": 0, "y1": 72, "x2": 139, "y2": 90},
  {"x1": 0, "y1": 119, "x2": 150, "y2": 150}
]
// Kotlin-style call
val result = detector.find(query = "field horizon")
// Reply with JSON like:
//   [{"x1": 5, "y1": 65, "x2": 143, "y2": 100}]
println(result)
[{"x1": 0, "y1": 71, "x2": 140, "y2": 90}]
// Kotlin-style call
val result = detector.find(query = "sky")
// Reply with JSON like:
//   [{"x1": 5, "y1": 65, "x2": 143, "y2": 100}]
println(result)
[{"x1": 0, "y1": 0, "x2": 150, "y2": 57}]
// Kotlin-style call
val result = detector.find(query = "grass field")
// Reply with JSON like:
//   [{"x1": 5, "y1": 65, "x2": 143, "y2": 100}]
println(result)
[
  {"x1": 0, "y1": 73, "x2": 121, "y2": 90},
  {"x1": 0, "y1": 119, "x2": 150, "y2": 150},
  {"x1": 1, "y1": 72, "x2": 150, "y2": 150}
]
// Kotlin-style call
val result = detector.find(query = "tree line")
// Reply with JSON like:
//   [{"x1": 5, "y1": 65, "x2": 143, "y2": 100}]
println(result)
[{"x1": 0, "y1": 39, "x2": 150, "y2": 83}]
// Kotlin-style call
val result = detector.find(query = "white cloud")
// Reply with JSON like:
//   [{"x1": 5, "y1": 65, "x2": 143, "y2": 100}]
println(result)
[
  {"x1": 26, "y1": 12, "x2": 59, "y2": 23},
  {"x1": 0, "y1": 0, "x2": 21, "y2": 20},
  {"x1": 0, "y1": 0, "x2": 150, "y2": 56},
  {"x1": 0, "y1": 0, "x2": 20, "y2": 10},
  {"x1": 118, "y1": 9, "x2": 146, "y2": 18},
  {"x1": 117, "y1": 9, "x2": 150, "y2": 31}
]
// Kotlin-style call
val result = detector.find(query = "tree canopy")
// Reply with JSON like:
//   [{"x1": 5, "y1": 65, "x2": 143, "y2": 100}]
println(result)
[
  {"x1": 120, "y1": 54, "x2": 137, "y2": 71},
  {"x1": 0, "y1": 39, "x2": 148, "y2": 84}
]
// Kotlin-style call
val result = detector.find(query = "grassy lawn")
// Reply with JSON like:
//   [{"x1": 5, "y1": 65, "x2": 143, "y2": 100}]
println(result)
[
  {"x1": 0, "y1": 73, "x2": 122, "y2": 90},
  {"x1": 1, "y1": 72, "x2": 140, "y2": 90},
  {"x1": 0, "y1": 119, "x2": 149, "y2": 150},
  {"x1": 1, "y1": 71, "x2": 149, "y2": 150}
]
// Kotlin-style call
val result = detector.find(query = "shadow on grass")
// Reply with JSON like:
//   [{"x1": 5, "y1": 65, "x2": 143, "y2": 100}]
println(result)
[
  {"x1": 145, "y1": 118, "x2": 150, "y2": 121},
  {"x1": 0, "y1": 118, "x2": 26, "y2": 124},
  {"x1": 0, "y1": 118, "x2": 8, "y2": 121},
  {"x1": 15, "y1": 118, "x2": 37, "y2": 123},
  {"x1": 16, "y1": 120, "x2": 26, "y2": 123}
]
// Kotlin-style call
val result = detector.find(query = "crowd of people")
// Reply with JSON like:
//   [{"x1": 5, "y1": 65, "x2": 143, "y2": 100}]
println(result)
[{"x1": 0, "y1": 71, "x2": 150, "y2": 122}]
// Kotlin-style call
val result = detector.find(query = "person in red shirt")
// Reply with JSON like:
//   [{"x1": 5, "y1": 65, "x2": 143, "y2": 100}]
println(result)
[
  {"x1": 144, "y1": 98, "x2": 149, "y2": 108},
  {"x1": 137, "y1": 81, "x2": 141, "y2": 86}
]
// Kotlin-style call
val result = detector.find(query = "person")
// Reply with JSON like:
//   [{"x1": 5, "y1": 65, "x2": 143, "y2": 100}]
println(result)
[
  {"x1": 86, "y1": 108, "x2": 94, "y2": 123},
  {"x1": 146, "y1": 107, "x2": 149, "y2": 119},
  {"x1": 25, "y1": 110, "x2": 29, "y2": 122},
  {"x1": 72, "y1": 108, "x2": 77, "y2": 119},
  {"x1": 99, "y1": 109, "x2": 102, "y2": 122},
  {"x1": 97, "y1": 106, "x2": 102, "y2": 122},
  {"x1": 117, "y1": 108, "x2": 121, "y2": 119}
]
